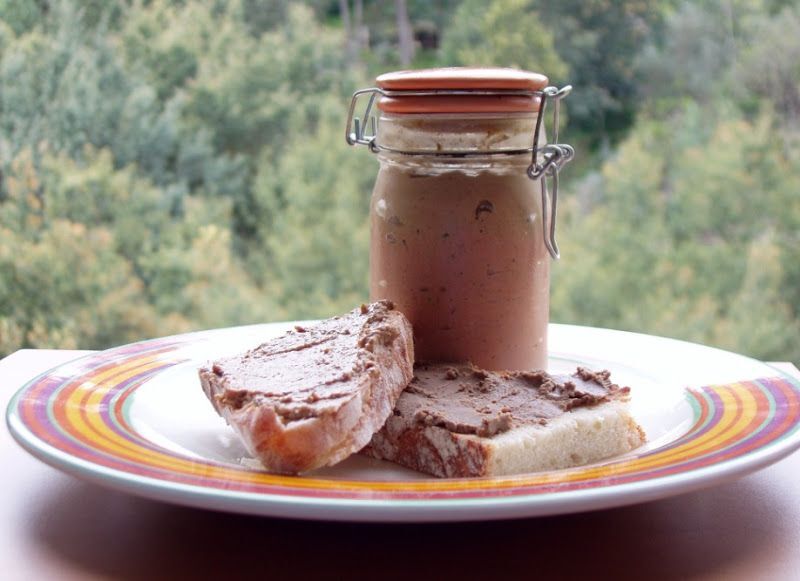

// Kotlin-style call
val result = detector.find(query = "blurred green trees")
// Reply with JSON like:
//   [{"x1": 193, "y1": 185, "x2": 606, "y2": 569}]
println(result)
[
  {"x1": 440, "y1": 0, "x2": 568, "y2": 80},
  {"x1": 0, "y1": 0, "x2": 797, "y2": 364},
  {"x1": 551, "y1": 1, "x2": 800, "y2": 363},
  {"x1": 0, "y1": 0, "x2": 376, "y2": 352}
]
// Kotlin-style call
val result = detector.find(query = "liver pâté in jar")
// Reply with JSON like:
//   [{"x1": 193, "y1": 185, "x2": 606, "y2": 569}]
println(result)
[{"x1": 346, "y1": 67, "x2": 573, "y2": 370}]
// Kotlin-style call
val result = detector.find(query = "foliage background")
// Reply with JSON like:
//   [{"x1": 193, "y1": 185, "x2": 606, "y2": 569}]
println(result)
[{"x1": 1, "y1": 0, "x2": 798, "y2": 364}]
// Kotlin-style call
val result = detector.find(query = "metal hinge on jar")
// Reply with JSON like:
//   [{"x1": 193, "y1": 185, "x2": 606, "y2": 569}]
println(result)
[{"x1": 345, "y1": 85, "x2": 574, "y2": 259}]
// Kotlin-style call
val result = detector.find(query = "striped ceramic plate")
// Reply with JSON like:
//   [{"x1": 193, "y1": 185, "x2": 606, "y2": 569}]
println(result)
[{"x1": 7, "y1": 324, "x2": 800, "y2": 521}]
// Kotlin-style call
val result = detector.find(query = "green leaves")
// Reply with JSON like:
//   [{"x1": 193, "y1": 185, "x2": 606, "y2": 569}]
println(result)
[
  {"x1": 0, "y1": 0, "x2": 798, "y2": 365},
  {"x1": 0, "y1": 145, "x2": 281, "y2": 352},
  {"x1": 249, "y1": 98, "x2": 373, "y2": 319},
  {"x1": 0, "y1": 0, "x2": 362, "y2": 355},
  {"x1": 552, "y1": 103, "x2": 800, "y2": 362},
  {"x1": 440, "y1": 0, "x2": 568, "y2": 80}
]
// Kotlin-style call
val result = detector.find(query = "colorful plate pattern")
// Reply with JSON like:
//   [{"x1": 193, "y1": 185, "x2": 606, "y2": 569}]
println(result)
[{"x1": 7, "y1": 324, "x2": 800, "y2": 521}]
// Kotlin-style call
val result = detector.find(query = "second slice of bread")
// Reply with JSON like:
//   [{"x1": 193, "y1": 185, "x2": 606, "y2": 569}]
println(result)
[{"x1": 363, "y1": 363, "x2": 646, "y2": 478}]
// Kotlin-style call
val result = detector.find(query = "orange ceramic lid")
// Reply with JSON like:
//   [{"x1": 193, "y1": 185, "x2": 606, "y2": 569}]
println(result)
[{"x1": 375, "y1": 67, "x2": 548, "y2": 113}]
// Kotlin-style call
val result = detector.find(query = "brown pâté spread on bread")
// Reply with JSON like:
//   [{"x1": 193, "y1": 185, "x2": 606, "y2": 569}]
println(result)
[
  {"x1": 199, "y1": 302, "x2": 645, "y2": 478},
  {"x1": 401, "y1": 364, "x2": 630, "y2": 438},
  {"x1": 207, "y1": 304, "x2": 403, "y2": 422},
  {"x1": 198, "y1": 300, "x2": 414, "y2": 474},
  {"x1": 363, "y1": 362, "x2": 645, "y2": 477}
]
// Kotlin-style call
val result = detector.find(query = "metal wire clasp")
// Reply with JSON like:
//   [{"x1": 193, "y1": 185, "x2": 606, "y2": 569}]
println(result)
[
  {"x1": 528, "y1": 85, "x2": 574, "y2": 259},
  {"x1": 345, "y1": 85, "x2": 574, "y2": 259},
  {"x1": 345, "y1": 88, "x2": 381, "y2": 152}
]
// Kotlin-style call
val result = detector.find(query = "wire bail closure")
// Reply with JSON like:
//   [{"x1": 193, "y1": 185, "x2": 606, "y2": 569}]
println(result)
[
  {"x1": 345, "y1": 85, "x2": 574, "y2": 259},
  {"x1": 527, "y1": 85, "x2": 574, "y2": 259},
  {"x1": 345, "y1": 88, "x2": 381, "y2": 153}
]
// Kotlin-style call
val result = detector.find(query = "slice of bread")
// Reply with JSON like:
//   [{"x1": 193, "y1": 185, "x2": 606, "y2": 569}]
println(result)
[
  {"x1": 363, "y1": 363, "x2": 646, "y2": 478},
  {"x1": 199, "y1": 301, "x2": 414, "y2": 475}
]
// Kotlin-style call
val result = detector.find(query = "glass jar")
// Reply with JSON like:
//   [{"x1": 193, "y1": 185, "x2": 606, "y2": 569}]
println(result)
[{"x1": 346, "y1": 68, "x2": 573, "y2": 370}]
